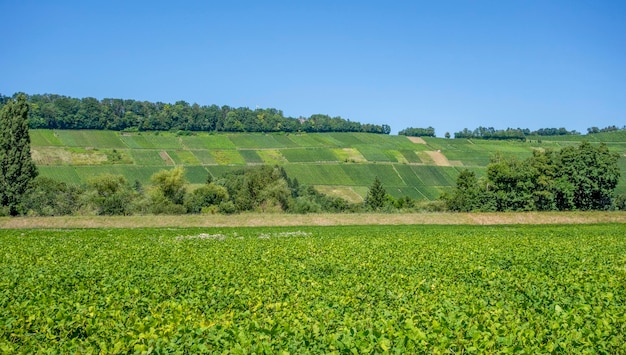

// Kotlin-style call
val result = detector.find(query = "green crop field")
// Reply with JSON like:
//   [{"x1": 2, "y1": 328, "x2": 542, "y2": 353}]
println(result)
[
  {"x1": 53, "y1": 130, "x2": 126, "y2": 148},
  {"x1": 29, "y1": 130, "x2": 64, "y2": 146},
  {"x1": 238, "y1": 150, "x2": 264, "y2": 164},
  {"x1": 30, "y1": 129, "x2": 626, "y2": 201},
  {"x1": 280, "y1": 148, "x2": 339, "y2": 163},
  {"x1": 1, "y1": 224, "x2": 624, "y2": 353}
]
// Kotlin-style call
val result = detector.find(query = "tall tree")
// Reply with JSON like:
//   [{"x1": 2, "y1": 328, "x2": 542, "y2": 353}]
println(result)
[
  {"x1": 557, "y1": 141, "x2": 620, "y2": 210},
  {"x1": 365, "y1": 177, "x2": 387, "y2": 211},
  {"x1": 0, "y1": 94, "x2": 38, "y2": 215}
]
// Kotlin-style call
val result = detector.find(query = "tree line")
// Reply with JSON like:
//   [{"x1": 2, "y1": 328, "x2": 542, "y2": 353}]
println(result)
[
  {"x1": 454, "y1": 126, "x2": 625, "y2": 141},
  {"x1": 397, "y1": 125, "x2": 625, "y2": 140},
  {"x1": 443, "y1": 141, "x2": 623, "y2": 211},
  {"x1": 398, "y1": 127, "x2": 436, "y2": 137},
  {"x1": 0, "y1": 93, "x2": 391, "y2": 134}
]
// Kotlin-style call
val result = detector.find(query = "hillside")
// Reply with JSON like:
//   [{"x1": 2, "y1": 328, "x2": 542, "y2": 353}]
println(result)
[{"x1": 30, "y1": 130, "x2": 626, "y2": 202}]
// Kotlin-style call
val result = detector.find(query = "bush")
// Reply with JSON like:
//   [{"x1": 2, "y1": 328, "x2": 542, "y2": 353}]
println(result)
[
  {"x1": 84, "y1": 174, "x2": 135, "y2": 215},
  {"x1": 218, "y1": 201, "x2": 237, "y2": 214},
  {"x1": 23, "y1": 177, "x2": 83, "y2": 216},
  {"x1": 614, "y1": 194, "x2": 626, "y2": 211},
  {"x1": 184, "y1": 184, "x2": 229, "y2": 213}
]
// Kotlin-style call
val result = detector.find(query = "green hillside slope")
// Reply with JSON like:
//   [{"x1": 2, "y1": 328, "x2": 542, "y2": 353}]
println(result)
[{"x1": 31, "y1": 130, "x2": 626, "y2": 201}]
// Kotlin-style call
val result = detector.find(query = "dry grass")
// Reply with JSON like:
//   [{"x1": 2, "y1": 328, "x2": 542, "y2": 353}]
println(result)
[
  {"x1": 333, "y1": 148, "x2": 367, "y2": 163},
  {"x1": 1, "y1": 212, "x2": 625, "y2": 229},
  {"x1": 31, "y1": 147, "x2": 108, "y2": 165},
  {"x1": 159, "y1": 151, "x2": 175, "y2": 165},
  {"x1": 407, "y1": 136, "x2": 427, "y2": 144},
  {"x1": 314, "y1": 186, "x2": 364, "y2": 203},
  {"x1": 424, "y1": 151, "x2": 452, "y2": 166}
]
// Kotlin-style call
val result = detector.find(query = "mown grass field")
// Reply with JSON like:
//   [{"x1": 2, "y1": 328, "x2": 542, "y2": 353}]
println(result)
[
  {"x1": 30, "y1": 130, "x2": 626, "y2": 200},
  {"x1": 1, "y1": 224, "x2": 624, "y2": 353}
]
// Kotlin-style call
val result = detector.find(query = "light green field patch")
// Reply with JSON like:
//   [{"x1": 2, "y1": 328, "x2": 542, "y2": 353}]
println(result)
[
  {"x1": 399, "y1": 150, "x2": 423, "y2": 164},
  {"x1": 284, "y1": 165, "x2": 354, "y2": 185},
  {"x1": 393, "y1": 186, "x2": 429, "y2": 199},
  {"x1": 314, "y1": 185, "x2": 364, "y2": 203},
  {"x1": 287, "y1": 134, "x2": 333, "y2": 147},
  {"x1": 180, "y1": 134, "x2": 236, "y2": 149},
  {"x1": 184, "y1": 166, "x2": 210, "y2": 183},
  {"x1": 257, "y1": 150, "x2": 287, "y2": 164},
  {"x1": 37, "y1": 166, "x2": 81, "y2": 183},
  {"x1": 165, "y1": 150, "x2": 201, "y2": 165},
  {"x1": 177, "y1": 136, "x2": 205, "y2": 149},
  {"x1": 333, "y1": 148, "x2": 367, "y2": 163},
  {"x1": 210, "y1": 150, "x2": 246, "y2": 165},
  {"x1": 144, "y1": 135, "x2": 183, "y2": 149},
  {"x1": 357, "y1": 146, "x2": 394, "y2": 162},
  {"x1": 165, "y1": 151, "x2": 182, "y2": 165},
  {"x1": 120, "y1": 132, "x2": 183, "y2": 149},
  {"x1": 119, "y1": 134, "x2": 151, "y2": 148},
  {"x1": 229, "y1": 134, "x2": 289, "y2": 149},
  {"x1": 280, "y1": 148, "x2": 338, "y2": 162},
  {"x1": 130, "y1": 150, "x2": 165, "y2": 166},
  {"x1": 341, "y1": 164, "x2": 405, "y2": 187},
  {"x1": 326, "y1": 133, "x2": 365, "y2": 146},
  {"x1": 238, "y1": 150, "x2": 264, "y2": 164},
  {"x1": 55, "y1": 130, "x2": 126, "y2": 148},
  {"x1": 271, "y1": 134, "x2": 299, "y2": 148},
  {"x1": 388, "y1": 150, "x2": 408, "y2": 164},
  {"x1": 410, "y1": 166, "x2": 458, "y2": 186},
  {"x1": 415, "y1": 151, "x2": 435, "y2": 165},
  {"x1": 103, "y1": 149, "x2": 133, "y2": 165},
  {"x1": 29, "y1": 130, "x2": 64, "y2": 146},
  {"x1": 190, "y1": 150, "x2": 217, "y2": 165}
]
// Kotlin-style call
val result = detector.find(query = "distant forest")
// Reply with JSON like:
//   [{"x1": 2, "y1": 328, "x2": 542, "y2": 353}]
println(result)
[
  {"x1": 453, "y1": 125, "x2": 625, "y2": 141},
  {"x1": 0, "y1": 93, "x2": 391, "y2": 134}
]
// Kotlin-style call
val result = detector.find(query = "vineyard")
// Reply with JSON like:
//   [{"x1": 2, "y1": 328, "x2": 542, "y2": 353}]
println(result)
[
  {"x1": 30, "y1": 130, "x2": 626, "y2": 200},
  {"x1": 1, "y1": 224, "x2": 625, "y2": 353}
]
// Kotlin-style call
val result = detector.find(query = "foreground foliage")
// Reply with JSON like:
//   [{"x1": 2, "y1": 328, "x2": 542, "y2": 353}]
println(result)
[
  {"x1": 0, "y1": 94, "x2": 38, "y2": 216},
  {"x1": 444, "y1": 141, "x2": 622, "y2": 211},
  {"x1": 1, "y1": 224, "x2": 624, "y2": 353}
]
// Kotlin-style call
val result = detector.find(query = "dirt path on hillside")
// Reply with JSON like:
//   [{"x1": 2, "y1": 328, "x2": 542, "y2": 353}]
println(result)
[
  {"x1": 425, "y1": 151, "x2": 451, "y2": 166},
  {"x1": 407, "y1": 136, "x2": 427, "y2": 144}
]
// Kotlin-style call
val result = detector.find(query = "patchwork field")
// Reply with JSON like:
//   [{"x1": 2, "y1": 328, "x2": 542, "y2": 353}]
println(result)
[
  {"x1": 1, "y1": 224, "x2": 624, "y2": 353},
  {"x1": 29, "y1": 130, "x2": 626, "y2": 200}
]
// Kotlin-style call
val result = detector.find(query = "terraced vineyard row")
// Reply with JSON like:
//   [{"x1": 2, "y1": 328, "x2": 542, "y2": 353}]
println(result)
[{"x1": 1, "y1": 224, "x2": 624, "y2": 353}]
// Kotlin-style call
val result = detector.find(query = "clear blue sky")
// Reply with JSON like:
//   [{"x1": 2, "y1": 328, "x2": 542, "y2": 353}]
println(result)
[{"x1": 2, "y1": 1, "x2": 625, "y2": 136}]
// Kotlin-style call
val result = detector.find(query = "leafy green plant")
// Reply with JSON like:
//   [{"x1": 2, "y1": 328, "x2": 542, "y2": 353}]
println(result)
[{"x1": 1, "y1": 225, "x2": 624, "y2": 353}]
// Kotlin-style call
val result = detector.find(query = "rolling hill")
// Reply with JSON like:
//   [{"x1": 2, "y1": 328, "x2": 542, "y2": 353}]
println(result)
[{"x1": 30, "y1": 130, "x2": 626, "y2": 202}]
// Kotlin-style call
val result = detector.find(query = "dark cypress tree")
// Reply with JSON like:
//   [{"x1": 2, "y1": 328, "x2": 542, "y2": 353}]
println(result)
[
  {"x1": 0, "y1": 94, "x2": 38, "y2": 215},
  {"x1": 365, "y1": 176, "x2": 387, "y2": 211}
]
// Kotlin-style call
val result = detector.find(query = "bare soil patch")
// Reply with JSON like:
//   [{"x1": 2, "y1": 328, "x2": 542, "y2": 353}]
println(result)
[
  {"x1": 425, "y1": 151, "x2": 451, "y2": 166},
  {"x1": 407, "y1": 136, "x2": 427, "y2": 144},
  {"x1": 159, "y1": 151, "x2": 175, "y2": 165},
  {"x1": 1, "y1": 212, "x2": 624, "y2": 229}
]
